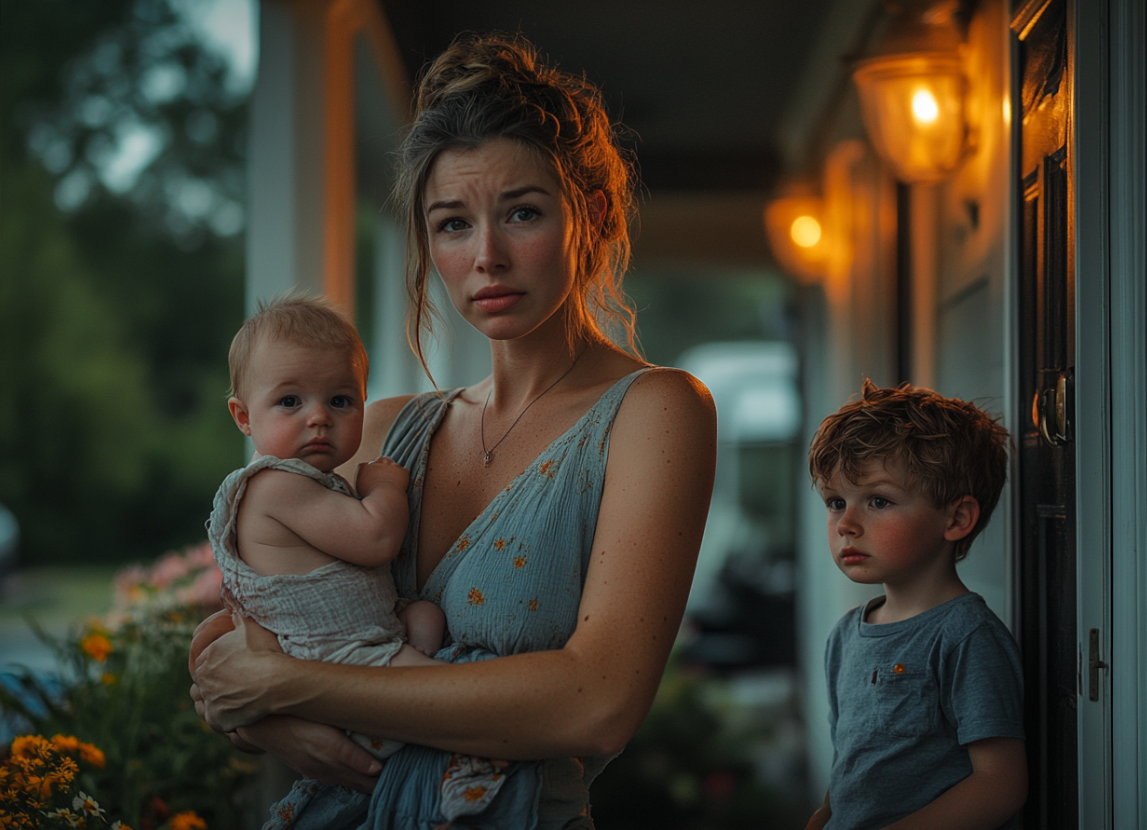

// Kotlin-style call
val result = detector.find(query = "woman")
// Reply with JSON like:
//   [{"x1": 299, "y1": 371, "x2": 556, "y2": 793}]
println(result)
[{"x1": 191, "y1": 33, "x2": 717, "y2": 827}]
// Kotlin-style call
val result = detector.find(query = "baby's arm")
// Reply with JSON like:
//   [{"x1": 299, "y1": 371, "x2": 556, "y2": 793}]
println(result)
[
  {"x1": 880, "y1": 737, "x2": 1027, "y2": 830},
  {"x1": 251, "y1": 458, "x2": 409, "y2": 568}
]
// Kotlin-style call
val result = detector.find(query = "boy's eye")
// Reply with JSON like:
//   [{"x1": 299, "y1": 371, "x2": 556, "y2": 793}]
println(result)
[
  {"x1": 826, "y1": 498, "x2": 846, "y2": 511},
  {"x1": 279, "y1": 396, "x2": 299, "y2": 408},
  {"x1": 330, "y1": 395, "x2": 351, "y2": 409},
  {"x1": 870, "y1": 497, "x2": 891, "y2": 509}
]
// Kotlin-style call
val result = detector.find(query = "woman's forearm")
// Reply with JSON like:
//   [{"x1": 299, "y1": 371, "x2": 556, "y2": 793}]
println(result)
[{"x1": 267, "y1": 637, "x2": 661, "y2": 760}]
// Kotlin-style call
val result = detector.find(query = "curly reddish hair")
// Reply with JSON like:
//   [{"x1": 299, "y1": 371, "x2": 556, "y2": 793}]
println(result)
[{"x1": 808, "y1": 380, "x2": 1011, "y2": 559}]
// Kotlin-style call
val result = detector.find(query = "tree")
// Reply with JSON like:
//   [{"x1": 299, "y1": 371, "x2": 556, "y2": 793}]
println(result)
[{"x1": 0, "y1": 0, "x2": 246, "y2": 564}]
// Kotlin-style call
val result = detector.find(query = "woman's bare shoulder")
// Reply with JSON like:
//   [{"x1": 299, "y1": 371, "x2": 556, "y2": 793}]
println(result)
[
  {"x1": 340, "y1": 395, "x2": 418, "y2": 475},
  {"x1": 621, "y1": 366, "x2": 715, "y2": 418}
]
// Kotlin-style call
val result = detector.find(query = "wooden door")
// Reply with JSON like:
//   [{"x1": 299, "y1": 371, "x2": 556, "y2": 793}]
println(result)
[{"x1": 1012, "y1": 0, "x2": 1077, "y2": 826}]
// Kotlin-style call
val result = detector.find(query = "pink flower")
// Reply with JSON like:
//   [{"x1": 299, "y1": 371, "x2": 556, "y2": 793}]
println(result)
[
  {"x1": 148, "y1": 552, "x2": 190, "y2": 589},
  {"x1": 185, "y1": 542, "x2": 215, "y2": 569}
]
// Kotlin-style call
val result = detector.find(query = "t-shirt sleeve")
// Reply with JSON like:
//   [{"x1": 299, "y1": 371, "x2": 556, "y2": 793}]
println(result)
[
  {"x1": 824, "y1": 615, "x2": 847, "y2": 747},
  {"x1": 942, "y1": 619, "x2": 1025, "y2": 746}
]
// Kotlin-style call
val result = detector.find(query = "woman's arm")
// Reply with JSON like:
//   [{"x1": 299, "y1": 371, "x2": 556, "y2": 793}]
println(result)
[{"x1": 193, "y1": 369, "x2": 717, "y2": 759}]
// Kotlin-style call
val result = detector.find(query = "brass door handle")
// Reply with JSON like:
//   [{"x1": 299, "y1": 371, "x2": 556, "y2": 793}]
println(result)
[{"x1": 1035, "y1": 371, "x2": 1072, "y2": 447}]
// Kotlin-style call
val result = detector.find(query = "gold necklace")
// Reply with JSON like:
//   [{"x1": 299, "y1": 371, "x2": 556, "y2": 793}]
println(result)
[{"x1": 480, "y1": 353, "x2": 582, "y2": 467}]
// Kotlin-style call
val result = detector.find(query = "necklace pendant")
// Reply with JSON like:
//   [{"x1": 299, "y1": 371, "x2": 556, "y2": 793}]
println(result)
[{"x1": 483, "y1": 451, "x2": 493, "y2": 467}]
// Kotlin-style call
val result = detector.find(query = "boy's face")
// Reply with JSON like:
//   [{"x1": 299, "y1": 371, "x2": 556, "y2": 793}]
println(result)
[
  {"x1": 818, "y1": 460, "x2": 971, "y2": 591},
  {"x1": 228, "y1": 337, "x2": 365, "y2": 473}
]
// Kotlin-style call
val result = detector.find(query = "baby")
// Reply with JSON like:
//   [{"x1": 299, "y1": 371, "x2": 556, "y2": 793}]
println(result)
[
  {"x1": 207, "y1": 293, "x2": 444, "y2": 763},
  {"x1": 804, "y1": 381, "x2": 1026, "y2": 830},
  {"x1": 208, "y1": 294, "x2": 514, "y2": 826}
]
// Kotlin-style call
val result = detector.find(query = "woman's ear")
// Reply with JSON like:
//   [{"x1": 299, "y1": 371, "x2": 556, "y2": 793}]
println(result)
[
  {"x1": 944, "y1": 495, "x2": 981, "y2": 542},
  {"x1": 228, "y1": 397, "x2": 252, "y2": 436},
  {"x1": 589, "y1": 190, "x2": 608, "y2": 231}
]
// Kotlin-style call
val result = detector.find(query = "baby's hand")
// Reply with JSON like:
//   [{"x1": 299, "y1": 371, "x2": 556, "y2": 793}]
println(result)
[{"x1": 355, "y1": 456, "x2": 409, "y2": 496}]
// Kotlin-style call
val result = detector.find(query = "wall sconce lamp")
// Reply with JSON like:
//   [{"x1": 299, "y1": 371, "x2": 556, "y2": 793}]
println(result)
[
  {"x1": 852, "y1": 0, "x2": 970, "y2": 184},
  {"x1": 764, "y1": 195, "x2": 829, "y2": 282}
]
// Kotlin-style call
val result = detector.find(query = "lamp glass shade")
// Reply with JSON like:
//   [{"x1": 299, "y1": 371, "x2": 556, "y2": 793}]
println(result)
[{"x1": 854, "y1": 54, "x2": 965, "y2": 184}]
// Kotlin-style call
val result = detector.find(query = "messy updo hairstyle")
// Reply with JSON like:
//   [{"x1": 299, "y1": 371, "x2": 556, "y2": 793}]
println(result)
[{"x1": 395, "y1": 33, "x2": 639, "y2": 373}]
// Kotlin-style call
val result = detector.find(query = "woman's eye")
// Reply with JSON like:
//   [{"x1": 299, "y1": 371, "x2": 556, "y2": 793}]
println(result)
[
  {"x1": 509, "y1": 206, "x2": 540, "y2": 223},
  {"x1": 331, "y1": 395, "x2": 351, "y2": 409},
  {"x1": 871, "y1": 497, "x2": 891, "y2": 509},
  {"x1": 279, "y1": 396, "x2": 299, "y2": 408},
  {"x1": 436, "y1": 217, "x2": 469, "y2": 233}
]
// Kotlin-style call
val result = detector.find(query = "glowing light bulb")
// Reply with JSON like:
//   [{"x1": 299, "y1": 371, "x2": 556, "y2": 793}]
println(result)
[
  {"x1": 912, "y1": 89, "x2": 939, "y2": 124},
  {"x1": 790, "y1": 215, "x2": 822, "y2": 248}
]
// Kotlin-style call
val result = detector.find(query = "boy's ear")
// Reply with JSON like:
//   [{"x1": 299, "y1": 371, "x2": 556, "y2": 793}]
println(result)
[
  {"x1": 944, "y1": 495, "x2": 981, "y2": 542},
  {"x1": 228, "y1": 397, "x2": 252, "y2": 436}
]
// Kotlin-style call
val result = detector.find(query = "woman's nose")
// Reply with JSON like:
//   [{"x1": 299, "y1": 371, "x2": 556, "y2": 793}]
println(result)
[{"x1": 475, "y1": 225, "x2": 508, "y2": 273}]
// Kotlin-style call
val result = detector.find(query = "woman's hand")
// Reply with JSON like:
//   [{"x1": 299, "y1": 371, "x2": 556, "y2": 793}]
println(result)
[
  {"x1": 189, "y1": 608, "x2": 287, "y2": 733},
  {"x1": 236, "y1": 716, "x2": 382, "y2": 794}
]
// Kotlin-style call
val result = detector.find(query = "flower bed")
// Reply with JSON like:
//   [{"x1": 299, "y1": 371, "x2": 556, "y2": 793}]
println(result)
[{"x1": 0, "y1": 544, "x2": 255, "y2": 829}]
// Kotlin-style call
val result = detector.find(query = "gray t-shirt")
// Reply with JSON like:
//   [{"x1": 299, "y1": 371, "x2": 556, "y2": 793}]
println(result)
[{"x1": 824, "y1": 592, "x2": 1024, "y2": 830}]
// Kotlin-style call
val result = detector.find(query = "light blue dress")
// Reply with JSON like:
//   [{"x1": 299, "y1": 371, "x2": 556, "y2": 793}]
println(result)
[{"x1": 269, "y1": 368, "x2": 652, "y2": 830}]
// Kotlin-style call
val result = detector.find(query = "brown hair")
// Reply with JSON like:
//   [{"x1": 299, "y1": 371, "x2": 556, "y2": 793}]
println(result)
[
  {"x1": 394, "y1": 33, "x2": 639, "y2": 375},
  {"x1": 227, "y1": 292, "x2": 369, "y2": 400},
  {"x1": 808, "y1": 380, "x2": 1011, "y2": 559}
]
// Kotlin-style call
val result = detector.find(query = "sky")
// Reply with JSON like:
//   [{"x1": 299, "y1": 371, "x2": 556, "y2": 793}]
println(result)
[{"x1": 186, "y1": 0, "x2": 257, "y2": 94}]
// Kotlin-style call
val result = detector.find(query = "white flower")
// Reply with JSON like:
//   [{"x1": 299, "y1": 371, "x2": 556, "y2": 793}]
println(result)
[{"x1": 73, "y1": 791, "x2": 107, "y2": 817}]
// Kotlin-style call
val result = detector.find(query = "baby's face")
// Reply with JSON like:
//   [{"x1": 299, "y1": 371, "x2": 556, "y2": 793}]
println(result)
[{"x1": 229, "y1": 337, "x2": 365, "y2": 472}]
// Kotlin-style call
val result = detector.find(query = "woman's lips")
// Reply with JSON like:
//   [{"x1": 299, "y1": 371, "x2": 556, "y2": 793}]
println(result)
[{"x1": 473, "y1": 287, "x2": 524, "y2": 313}]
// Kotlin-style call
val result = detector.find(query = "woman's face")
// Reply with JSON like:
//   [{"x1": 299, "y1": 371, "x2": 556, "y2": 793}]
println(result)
[{"x1": 423, "y1": 138, "x2": 578, "y2": 343}]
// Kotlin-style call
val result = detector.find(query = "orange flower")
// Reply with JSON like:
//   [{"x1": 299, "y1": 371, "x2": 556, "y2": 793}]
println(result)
[
  {"x1": 168, "y1": 811, "x2": 207, "y2": 830},
  {"x1": 78, "y1": 743, "x2": 105, "y2": 768},
  {"x1": 51, "y1": 734, "x2": 80, "y2": 753},
  {"x1": 80, "y1": 633, "x2": 113, "y2": 663},
  {"x1": 527, "y1": 598, "x2": 539, "y2": 612},
  {"x1": 513, "y1": 556, "x2": 526, "y2": 569},
  {"x1": 467, "y1": 588, "x2": 485, "y2": 606}
]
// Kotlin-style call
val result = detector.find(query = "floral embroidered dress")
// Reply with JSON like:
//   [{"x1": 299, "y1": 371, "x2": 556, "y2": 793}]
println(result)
[{"x1": 361, "y1": 367, "x2": 654, "y2": 830}]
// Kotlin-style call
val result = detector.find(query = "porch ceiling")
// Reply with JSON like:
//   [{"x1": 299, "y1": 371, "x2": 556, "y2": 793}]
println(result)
[{"x1": 380, "y1": 0, "x2": 839, "y2": 197}]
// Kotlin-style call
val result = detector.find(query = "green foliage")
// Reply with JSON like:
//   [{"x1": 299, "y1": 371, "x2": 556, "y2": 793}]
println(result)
[
  {"x1": 591, "y1": 659, "x2": 805, "y2": 829},
  {"x1": 0, "y1": 606, "x2": 255, "y2": 828},
  {"x1": 0, "y1": 0, "x2": 246, "y2": 564}
]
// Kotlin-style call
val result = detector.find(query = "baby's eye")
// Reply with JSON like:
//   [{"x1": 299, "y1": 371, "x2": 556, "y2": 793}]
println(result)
[
  {"x1": 870, "y1": 496, "x2": 892, "y2": 509},
  {"x1": 279, "y1": 395, "x2": 300, "y2": 408},
  {"x1": 509, "y1": 206, "x2": 540, "y2": 223},
  {"x1": 330, "y1": 395, "x2": 352, "y2": 409},
  {"x1": 825, "y1": 498, "x2": 846, "y2": 511}
]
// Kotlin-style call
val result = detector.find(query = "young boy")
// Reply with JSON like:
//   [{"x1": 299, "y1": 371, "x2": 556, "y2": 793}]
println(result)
[{"x1": 804, "y1": 381, "x2": 1026, "y2": 830}]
